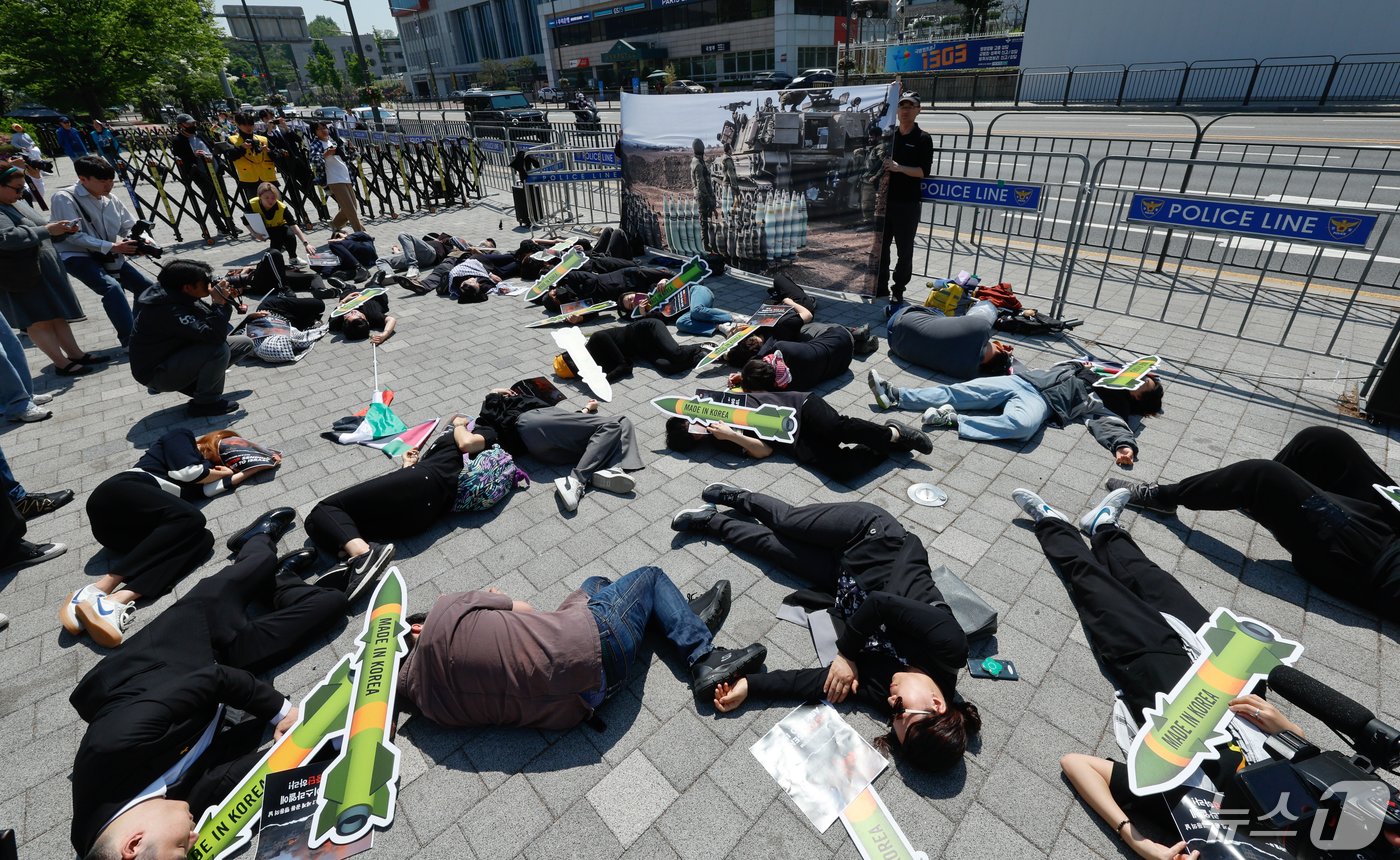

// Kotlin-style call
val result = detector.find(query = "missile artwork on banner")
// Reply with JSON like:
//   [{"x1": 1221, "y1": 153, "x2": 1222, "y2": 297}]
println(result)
[
  {"x1": 1127, "y1": 608, "x2": 1302, "y2": 796},
  {"x1": 310, "y1": 568, "x2": 410, "y2": 847},
  {"x1": 652, "y1": 395, "x2": 799, "y2": 444},
  {"x1": 188, "y1": 658, "x2": 355, "y2": 860}
]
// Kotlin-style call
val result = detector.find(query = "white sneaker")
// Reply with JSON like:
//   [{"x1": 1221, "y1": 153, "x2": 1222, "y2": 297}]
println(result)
[
  {"x1": 921, "y1": 404, "x2": 958, "y2": 428},
  {"x1": 290, "y1": 256, "x2": 310, "y2": 269},
  {"x1": 554, "y1": 475, "x2": 584, "y2": 511},
  {"x1": 76, "y1": 594, "x2": 135, "y2": 648},
  {"x1": 31, "y1": 393, "x2": 54, "y2": 405},
  {"x1": 1080, "y1": 488, "x2": 1132, "y2": 536},
  {"x1": 1011, "y1": 488, "x2": 1067, "y2": 524},
  {"x1": 867, "y1": 368, "x2": 896, "y2": 410},
  {"x1": 590, "y1": 468, "x2": 635, "y2": 495},
  {"x1": 9, "y1": 404, "x2": 52, "y2": 422},
  {"x1": 60, "y1": 584, "x2": 105, "y2": 636},
  {"x1": 715, "y1": 322, "x2": 738, "y2": 338},
  {"x1": 406, "y1": 265, "x2": 421, "y2": 279}
]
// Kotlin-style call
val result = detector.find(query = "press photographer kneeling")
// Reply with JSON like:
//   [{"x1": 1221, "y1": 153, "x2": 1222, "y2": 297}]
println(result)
[{"x1": 129, "y1": 259, "x2": 253, "y2": 417}]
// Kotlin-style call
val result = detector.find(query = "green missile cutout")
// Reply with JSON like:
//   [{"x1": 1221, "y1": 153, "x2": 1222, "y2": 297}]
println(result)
[
  {"x1": 525, "y1": 301, "x2": 617, "y2": 328},
  {"x1": 651, "y1": 396, "x2": 799, "y2": 444},
  {"x1": 645, "y1": 255, "x2": 711, "y2": 308},
  {"x1": 188, "y1": 658, "x2": 354, "y2": 860},
  {"x1": 1127, "y1": 608, "x2": 1302, "y2": 796},
  {"x1": 525, "y1": 247, "x2": 588, "y2": 303},
  {"x1": 1372, "y1": 483, "x2": 1400, "y2": 515},
  {"x1": 310, "y1": 568, "x2": 409, "y2": 846},
  {"x1": 330, "y1": 287, "x2": 387, "y2": 318},
  {"x1": 1093, "y1": 355, "x2": 1161, "y2": 391},
  {"x1": 695, "y1": 325, "x2": 758, "y2": 370}
]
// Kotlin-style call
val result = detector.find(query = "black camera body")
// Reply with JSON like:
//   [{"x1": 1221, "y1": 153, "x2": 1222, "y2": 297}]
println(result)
[
  {"x1": 23, "y1": 155, "x2": 55, "y2": 173},
  {"x1": 129, "y1": 219, "x2": 163, "y2": 258}
]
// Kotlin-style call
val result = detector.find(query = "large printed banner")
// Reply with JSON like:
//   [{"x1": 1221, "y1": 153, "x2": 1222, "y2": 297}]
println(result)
[
  {"x1": 620, "y1": 84, "x2": 898, "y2": 295},
  {"x1": 886, "y1": 35, "x2": 1022, "y2": 74}
]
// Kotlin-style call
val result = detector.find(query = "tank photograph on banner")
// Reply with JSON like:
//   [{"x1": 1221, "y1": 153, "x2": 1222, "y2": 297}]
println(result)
[{"x1": 619, "y1": 84, "x2": 897, "y2": 295}]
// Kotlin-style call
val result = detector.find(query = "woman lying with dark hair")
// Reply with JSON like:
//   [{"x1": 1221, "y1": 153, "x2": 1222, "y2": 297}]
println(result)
[
  {"x1": 670, "y1": 490, "x2": 981, "y2": 774},
  {"x1": 326, "y1": 286, "x2": 396, "y2": 344}
]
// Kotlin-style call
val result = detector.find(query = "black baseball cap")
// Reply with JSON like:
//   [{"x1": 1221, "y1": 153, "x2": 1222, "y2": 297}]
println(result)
[{"x1": 898, "y1": 92, "x2": 920, "y2": 107}]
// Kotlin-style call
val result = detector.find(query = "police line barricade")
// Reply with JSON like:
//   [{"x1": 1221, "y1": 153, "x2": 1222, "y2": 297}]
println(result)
[
  {"x1": 908, "y1": 147, "x2": 1092, "y2": 309},
  {"x1": 522, "y1": 147, "x2": 624, "y2": 236},
  {"x1": 1055, "y1": 155, "x2": 1400, "y2": 380}
]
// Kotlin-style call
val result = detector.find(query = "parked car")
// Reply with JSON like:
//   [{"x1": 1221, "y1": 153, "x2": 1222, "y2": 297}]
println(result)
[
  {"x1": 785, "y1": 69, "x2": 837, "y2": 90},
  {"x1": 751, "y1": 71, "x2": 794, "y2": 90},
  {"x1": 459, "y1": 90, "x2": 549, "y2": 142},
  {"x1": 8, "y1": 103, "x2": 63, "y2": 122},
  {"x1": 449, "y1": 89, "x2": 470, "y2": 99},
  {"x1": 309, "y1": 106, "x2": 352, "y2": 126},
  {"x1": 351, "y1": 106, "x2": 400, "y2": 131},
  {"x1": 666, "y1": 79, "x2": 707, "y2": 94},
  {"x1": 536, "y1": 86, "x2": 565, "y2": 102}
]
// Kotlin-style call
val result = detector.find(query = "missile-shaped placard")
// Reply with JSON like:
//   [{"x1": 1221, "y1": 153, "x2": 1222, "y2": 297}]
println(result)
[
  {"x1": 525, "y1": 246, "x2": 588, "y2": 303},
  {"x1": 188, "y1": 658, "x2": 354, "y2": 860},
  {"x1": 644, "y1": 255, "x2": 712, "y2": 310},
  {"x1": 652, "y1": 396, "x2": 799, "y2": 445},
  {"x1": 1372, "y1": 483, "x2": 1400, "y2": 515},
  {"x1": 695, "y1": 325, "x2": 759, "y2": 371},
  {"x1": 552, "y1": 327, "x2": 613, "y2": 402},
  {"x1": 525, "y1": 300, "x2": 617, "y2": 328},
  {"x1": 330, "y1": 287, "x2": 388, "y2": 318},
  {"x1": 1093, "y1": 355, "x2": 1161, "y2": 391},
  {"x1": 309, "y1": 569, "x2": 409, "y2": 847},
  {"x1": 1127, "y1": 608, "x2": 1302, "y2": 796}
]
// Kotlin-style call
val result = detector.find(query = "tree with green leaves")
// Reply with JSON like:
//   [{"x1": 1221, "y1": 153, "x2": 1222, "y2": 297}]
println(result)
[
  {"x1": 479, "y1": 59, "x2": 511, "y2": 89},
  {"x1": 0, "y1": 0, "x2": 227, "y2": 117},
  {"x1": 308, "y1": 14, "x2": 343, "y2": 39},
  {"x1": 346, "y1": 53, "x2": 372, "y2": 88},
  {"x1": 954, "y1": 0, "x2": 999, "y2": 33},
  {"x1": 307, "y1": 39, "x2": 342, "y2": 93}
]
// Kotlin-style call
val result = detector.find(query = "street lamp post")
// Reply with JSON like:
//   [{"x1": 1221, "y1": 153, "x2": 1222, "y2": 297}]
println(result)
[
  {"x1": 324, "y1": 0, "x2": 382, "y2": 125},
  {"x1": 236, "y1": 0, "x2": 275, "y2": 95},
  {"x1": 548, "y1": 0, "x2": 564, "y2": 89}
]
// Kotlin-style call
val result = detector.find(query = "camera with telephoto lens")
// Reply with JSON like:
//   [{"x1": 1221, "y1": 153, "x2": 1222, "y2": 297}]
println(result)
[
  {"x1": 23, "y1": 155, "x2": 55, "y2": 173},
  {"x1": 1226, "y1": 667, "x2": 1400, "y2": 858},
  {"x1": 129, "y1": 219, "x2": 163, "y2": 258}
]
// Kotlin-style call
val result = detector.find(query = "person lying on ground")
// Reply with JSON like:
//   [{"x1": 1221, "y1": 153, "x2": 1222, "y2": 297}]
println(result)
[
  {"x1": 670, "y1": 489, "x2": 980, "y2": 773},
  {"x1": 317, "y1": 229, "x2": 377, "y2": 282},
  {"x1": 305, "y1": 418, "x2": 516, "y2": 596},
  {"x1": 398, "y1": 568, "x2": 766, "y2": 729},
  {"x1": 430, "y1": 254, "x2": 505, "y2": 302},
  {"x1": 227, "y1": 249, "x2": 340, "y2": 299},
  {"x1": 554, "y1": 317, "x2": 709, "y2": 383},
  {"x1": 724, "y1": 320, "x2": 875, "y2": 392},
  {"x1": 1107, "y1": 425, "x2": 1400, "y2": 620},
  {"x1": 616, "y1": 279, "x2": 735, "y2": 335},
  {"x1": 868, "y1": 361, "x2": 1164, "y2": 465},
  {"x1": 68, "y1": 516, "x2": 353, "y2": 860},
  {"x1": 325, "y1": 284, "x2": 395, "y2": 344},
  {"x1": 887, "y1": 299, "x2": 1015, "y2": 380},
  {"x1": 542, "y1": 263, "x2": 677, "y2": 315},
  {"x1": 61, "y1": 429, "x2": 283, "y2": 647},
  {"x1": 1010, "y1": 485, "x2": 1328, "y2": 860},
  {"x1": 663, "y1": 380, "x2": 932, "y2": 483},
  {"x1": 475, "y1": 386, "x2": 643, "y2": 513}
]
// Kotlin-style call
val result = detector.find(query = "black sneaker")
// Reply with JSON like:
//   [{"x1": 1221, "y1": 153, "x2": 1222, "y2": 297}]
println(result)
[
  {"x1": 701, "y1": 482, "x2": 750, "y2": 508},
  {"x1": 16, "y1": 489, "x2": 75, "y2": 521},
  {"x1": 671, "y1": 504, "x2": 717, "y2": 533},
  {"x1": 310, "y1": 284, "x2": 340, "y2": 300},
  {"x1": 886, "y1": 421, "x2": 933, "y2": 455},
  {"x1": 345, "y1": 543, "x2": 395, "y2": 601},
  {"x1": 687, "y1": 580, "x2": 732, "y2": 634},
  {"x1": 227, "y1": 507, "x2": 297, "y2": 553},
  {"x1": 353, "y1": 266, "x2": 371, "y2": 284},
  {"x1": 1105, "y1": 478, "x2": 1178, "y2": 515},
  {"x1": 188, "y1": 399, "x2": 239, "y2": 417},
  {"x1": 690, "y1": 644, "x2": 767, "y2": 698},
  {"x1": 0, "y1": 539, "x2": 68, "y2": 572}
]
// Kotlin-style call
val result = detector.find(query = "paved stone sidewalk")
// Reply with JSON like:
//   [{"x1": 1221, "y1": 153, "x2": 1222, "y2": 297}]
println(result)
[{"x1": 1, "y1": 186, "x2": 1396, "y2": 860}]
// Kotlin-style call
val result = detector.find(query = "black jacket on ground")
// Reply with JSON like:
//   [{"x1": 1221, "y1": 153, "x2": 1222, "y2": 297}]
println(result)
[
  {"x1": 129, "y1": 281, "x2": 234, "y2": 382},
  {"x1": 757, "y1": 323, "x2": 854, "y2": 391},
  {"x1": 1018, "y1": 362, "x2": 1138, "y2": 455}
]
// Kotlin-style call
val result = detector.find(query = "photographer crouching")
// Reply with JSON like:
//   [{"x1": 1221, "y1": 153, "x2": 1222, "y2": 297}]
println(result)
[
  {"x1": 49, "y1": 156, "x2": 159, "y2": 350},
  {"x1": 129, "y1": 259, "x2": 253, "y2": 418}
]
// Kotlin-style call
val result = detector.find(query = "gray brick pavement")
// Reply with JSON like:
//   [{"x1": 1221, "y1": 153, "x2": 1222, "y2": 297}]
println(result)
[{"x1": 1, "y1": 185, "x2": 1397, "y2": 859}]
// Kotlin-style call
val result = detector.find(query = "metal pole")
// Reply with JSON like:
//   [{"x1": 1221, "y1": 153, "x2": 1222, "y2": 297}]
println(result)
[
  {"x1": 842, "y1": 0, "x2": 852, "y2": 86},
  {"x1": 550, "y1": 0, "x2": 564, "y2": 88},
  {"x1": 236, "y1": 0, "x2": 275, "y2": 95},
  {"x1": 331, "y1": 0, "x2": 382, "y2": 125}
]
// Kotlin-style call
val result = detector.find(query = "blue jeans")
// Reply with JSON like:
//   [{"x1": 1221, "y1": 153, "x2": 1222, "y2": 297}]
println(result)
[
  {"x1": 675, "y1": 284, "x2": 732, "y2": 335},
  {"x1": 898, "y1": 374, "x2": 1049, "y2": 443},
  {"x1": 0, "y1": 309, "x2": 36, "y2": 419},
  {"x1": 62, "y1": 255, "x2": 152, "y2": 347},
  {"x1": 583, "y1": 566, "x2": 712, "y2": 698},
  {"x1": 0, "y1": 444, "x2": 25, "y2": 502}
]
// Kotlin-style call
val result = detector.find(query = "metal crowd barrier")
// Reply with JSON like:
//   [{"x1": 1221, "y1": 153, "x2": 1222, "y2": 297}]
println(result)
[
  {"x1": 1055, "y1": 155, "x2": 1400, "y2": 378},
  {"x1": 522, "y1": 146, "x2": 623, "y2": 236}
]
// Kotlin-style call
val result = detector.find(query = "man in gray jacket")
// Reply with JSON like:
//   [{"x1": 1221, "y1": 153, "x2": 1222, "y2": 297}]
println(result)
[{"x1": 869, "y1": 360, "x2": 1163, "y2": 465}]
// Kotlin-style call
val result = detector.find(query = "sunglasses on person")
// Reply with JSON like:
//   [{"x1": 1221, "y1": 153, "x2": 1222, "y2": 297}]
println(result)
[{"x1": 890, "y1": 696, "x2": 936, "y2": 718}]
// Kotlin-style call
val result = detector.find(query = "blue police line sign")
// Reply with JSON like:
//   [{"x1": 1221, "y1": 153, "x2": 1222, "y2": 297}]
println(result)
[
  {"x1": 475, "y1": 139, "x2": 506, "y2": 154},
  {"x1": 526, "y1": 169, "x2": 623, "y2": 184},
  {"x1": 921, "y1": 177, "x2": 1044, "y2": 211},
  {"x1": 1127, "y1": 193, "x2": 1377, "y2": 248}
]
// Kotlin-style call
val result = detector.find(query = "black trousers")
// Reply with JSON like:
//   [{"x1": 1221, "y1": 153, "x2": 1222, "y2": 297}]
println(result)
[
  {"x1": 250, "y1": 251, "x2": 326, "y2": 298},
  {"x1": 587, "y1": 318, "x2": 699, "y2": 376},
  {"x1": 87, "y1": 472, "x2": 215, "y2": 598},
  {"x1": 771, "y1": 272, "x2": 818, "y2": 313},
  {"x1": 266, "y1": 226, "x2": 298, "y2": 261},
  {"x1": 706, "y1": 494, "x2": 896, "y2": 592},
  {"x1": 182, "y1": 172, "x2": 236, "y2": 234},
  {"x1": 257, "y1": 290, "x2": 325, "y2": 329},
  {"x1": 795, "y1": 397, "x2": 892, "y2": 482},
  {"x1": 305, "y1": 437, "x2": 461, "y2": 552},
  {"x1": 1034, "y1": 518, "x2": 1202, "y2": 716},
  {"x1": 170, "y1": 533, "x2": 346, "y2": 674},
  {"x1": 1158, "y1": 426, "x2": 1400, "y2": 610},
  {"x1": 877, "y1": 197, "x2": 922, "y2": 300},
  {"x1": 596, "y1": 226, "x2": 633, "y2": 258},
  {"x1": 0, "y1": 472, "x2": 25, "y2": 561}
]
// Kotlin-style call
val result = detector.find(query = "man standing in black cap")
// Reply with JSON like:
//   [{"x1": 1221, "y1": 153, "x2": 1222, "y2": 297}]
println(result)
[{"x1": 875, "y1": 92, "x2": 933, "y2": 307}]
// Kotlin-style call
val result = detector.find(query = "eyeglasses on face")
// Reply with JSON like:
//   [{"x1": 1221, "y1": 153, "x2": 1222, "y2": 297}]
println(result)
[{"x1": 890, "y1": 696, "x2": 935, "y2": 718}]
